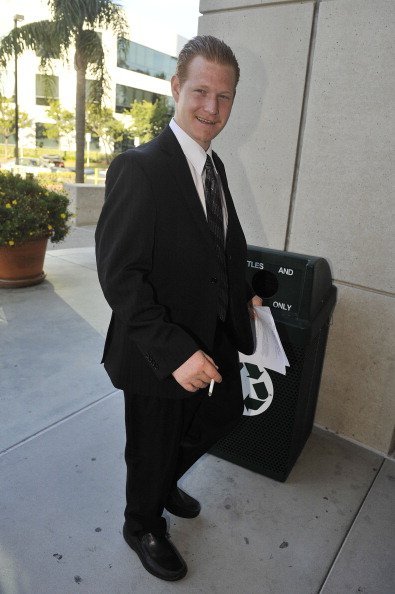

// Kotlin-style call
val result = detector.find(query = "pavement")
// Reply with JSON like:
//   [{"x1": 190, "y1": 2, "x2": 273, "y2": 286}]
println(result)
[{"x1": 0, "y1": 226, "x2": 394, "y2": 594}]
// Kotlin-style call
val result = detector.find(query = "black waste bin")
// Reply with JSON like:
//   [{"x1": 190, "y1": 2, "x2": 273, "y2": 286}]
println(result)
[{"x1": 210, "y1": 245, "x2": 337, "y2": 481}]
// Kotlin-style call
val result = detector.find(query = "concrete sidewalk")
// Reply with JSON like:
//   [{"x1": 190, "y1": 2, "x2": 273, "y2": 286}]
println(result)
[{"x1": 0, "y1": 229, "x2": 394, "y2": 594}]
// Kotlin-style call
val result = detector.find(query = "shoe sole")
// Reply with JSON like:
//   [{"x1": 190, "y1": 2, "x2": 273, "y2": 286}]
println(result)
[{"x1": 123, "y1": 526, "x2": 187, "y2": 582}]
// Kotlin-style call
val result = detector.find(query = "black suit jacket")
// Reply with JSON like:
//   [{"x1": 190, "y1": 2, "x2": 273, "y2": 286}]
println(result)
[{"x1": 95, "y1": 125, "x2": 254, "y2": 399}]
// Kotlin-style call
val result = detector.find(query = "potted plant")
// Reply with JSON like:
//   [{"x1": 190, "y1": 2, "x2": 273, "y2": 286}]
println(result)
[{"x1": 0, "y1": 171, "x2": 72, "y2": 287}]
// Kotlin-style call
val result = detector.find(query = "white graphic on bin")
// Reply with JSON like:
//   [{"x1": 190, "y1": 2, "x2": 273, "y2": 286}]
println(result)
[{"x1": 240, "y1": 362, "x2": 273, "y2": 417}]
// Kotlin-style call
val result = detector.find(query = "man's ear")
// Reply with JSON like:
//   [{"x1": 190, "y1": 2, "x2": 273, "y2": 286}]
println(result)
[{"x1": 171, "y1": 75, "x2": 181, "y2": 102}]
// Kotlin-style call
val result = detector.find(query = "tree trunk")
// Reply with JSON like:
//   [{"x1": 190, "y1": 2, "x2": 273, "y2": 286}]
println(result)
[{"x1": 75, "y1": 62, "x2": 86, "y2": 184}]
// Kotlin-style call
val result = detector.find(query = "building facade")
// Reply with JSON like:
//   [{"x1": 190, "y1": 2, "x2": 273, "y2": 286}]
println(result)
[{"x1": 0, "y1": 0, "x2": 186, "y2": 153}]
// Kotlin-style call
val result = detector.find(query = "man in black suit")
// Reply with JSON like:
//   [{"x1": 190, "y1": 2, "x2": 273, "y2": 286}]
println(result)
[{"x1": 95, "y1": 35, "x2": 262, "y2": 581}]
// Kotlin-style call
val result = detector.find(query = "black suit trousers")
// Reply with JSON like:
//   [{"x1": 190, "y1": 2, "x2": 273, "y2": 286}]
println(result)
[{"x1": 123, "y1": 317, "x2": 244, "y2": 535}]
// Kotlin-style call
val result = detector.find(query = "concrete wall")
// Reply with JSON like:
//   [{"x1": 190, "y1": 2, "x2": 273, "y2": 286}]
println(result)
[
  {"x1": 65, "y1": 183, "x2": 105, "y2": 227},
  {"x1": 199, "y1": 0, "x2": 395, "y2": 453}
]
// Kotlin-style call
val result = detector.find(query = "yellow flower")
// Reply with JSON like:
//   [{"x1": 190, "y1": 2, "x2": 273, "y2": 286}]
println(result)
[
  {"x1": 8, "y1": 240, "x2": 15, "y2": 246},
  {"x1": 48, "y1": 225, "x2": 53, "y2": 230},
  {"x1": 12, "y1": 200, "x2": 17, "y2": 205},
  {"x1": 60, "y1": 213, "x2": 66, "y2": 219},
  {"x1": 5, "y1": 203, "x2": 12, "y2": 209}
]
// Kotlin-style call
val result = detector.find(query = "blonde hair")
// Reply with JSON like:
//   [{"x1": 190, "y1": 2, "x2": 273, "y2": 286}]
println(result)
[{"x1": 176, "y1": 35, "x2": 240, "y2": 89}]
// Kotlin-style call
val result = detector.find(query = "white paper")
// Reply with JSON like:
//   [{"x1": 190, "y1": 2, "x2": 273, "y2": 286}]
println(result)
[{"x1": 241, "y1": 306, "x2": 290, "y2": 375}]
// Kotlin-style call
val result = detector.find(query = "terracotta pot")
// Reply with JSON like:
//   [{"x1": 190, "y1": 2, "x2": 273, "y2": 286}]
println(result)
[{"x1": 0, "y1": 237, "x2": 49, "y2": 288}]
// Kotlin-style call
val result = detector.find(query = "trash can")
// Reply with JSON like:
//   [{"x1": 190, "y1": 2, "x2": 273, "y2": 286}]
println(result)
[{"x1": 210, "y1": 245, "x2": 337, "y2": 481}]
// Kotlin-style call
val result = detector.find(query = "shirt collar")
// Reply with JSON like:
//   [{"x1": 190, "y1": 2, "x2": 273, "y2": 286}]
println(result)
[{"x1": 169, "y1": 118, "x2": 213, "y2": 176}]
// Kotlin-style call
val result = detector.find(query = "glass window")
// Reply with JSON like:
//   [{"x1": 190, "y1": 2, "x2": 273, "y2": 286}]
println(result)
[
  {"x1": 116, "y1": 84, "x2": 159, "y2": 112},
  {"x1": 36, "y1": 75, "x2": 59, "y2": 106},
  {"x1": 88, "y1": 135, "x2": 100, "y2": 151},
  {"x1": 35, "y1": 122, "x2": 59, "y2": 148},
  {"x1": 117, "y1": 38, "x2": 177, "y2": 81}
]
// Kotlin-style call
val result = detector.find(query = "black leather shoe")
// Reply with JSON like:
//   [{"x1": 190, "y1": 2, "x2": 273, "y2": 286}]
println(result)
[
  {"x1": 165, "y1": 486, "x2": 201, "y2": 518},
  {"x1": 123, "y1": 524, "x2": 187, "y2": 581}
]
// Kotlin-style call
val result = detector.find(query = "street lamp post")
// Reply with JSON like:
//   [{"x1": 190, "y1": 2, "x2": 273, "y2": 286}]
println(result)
[
  {"x1": 13, "y1": 14, "x2": 24, "y2": 165},
  {"x1": 85, "y1": 132, "x2": 91, "y2": 168}
]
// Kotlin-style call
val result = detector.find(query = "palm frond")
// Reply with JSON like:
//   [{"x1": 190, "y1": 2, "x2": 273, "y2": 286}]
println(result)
[
  {"x1": 48, "y1": 0, "x2": 127, "y2": 35},
  {"x1": 48, "y1": 0, "x2": 86, "y2": 30},
  {"x1": 76, "y1": 29, "x2": 104, "y2": 61},
  {"x1": 75, "y1": 30, "x2": 107, "y2": 101},
  {"x1": 94, "y1": 1, "x2": 128, "y2": 35},
  {"x1": 0, "y1": 21, "x2": 63, "y2": 68}
]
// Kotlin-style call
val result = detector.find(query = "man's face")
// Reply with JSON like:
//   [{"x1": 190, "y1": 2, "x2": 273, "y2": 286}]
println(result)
[{"x1": 171, "y1": 56, "x2": 236, "y2": 151}]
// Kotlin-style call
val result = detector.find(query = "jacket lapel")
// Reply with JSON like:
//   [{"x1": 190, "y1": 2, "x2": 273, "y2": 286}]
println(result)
[{"x1": 157, "y1": 127, "x2": 217, "y2": 252}]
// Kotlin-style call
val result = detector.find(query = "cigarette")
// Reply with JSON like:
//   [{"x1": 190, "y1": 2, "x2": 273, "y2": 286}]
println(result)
[{"x1": 208, "y1": 379, "x2": 215, "y2": 397}]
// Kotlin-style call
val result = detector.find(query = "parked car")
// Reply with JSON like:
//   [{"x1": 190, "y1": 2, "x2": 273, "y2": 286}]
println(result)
[
  {"x1": 42, "y1": 154, "x2": 65, "y2": 167},
  {"x1": 0, "y1": 158, "x2": 51, "y2": 175},
  {"x1": 65, "y1": 166, "x2": 95, "y2": 175}
]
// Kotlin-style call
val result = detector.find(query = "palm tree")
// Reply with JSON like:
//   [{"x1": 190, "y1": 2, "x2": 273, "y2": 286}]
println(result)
[{"x1": 0, "y1": 0, "x2": 127, "y2": 182}]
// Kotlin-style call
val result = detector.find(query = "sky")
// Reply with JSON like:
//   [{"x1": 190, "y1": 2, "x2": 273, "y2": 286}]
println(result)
[{"x1": 119, "y1": 0, "x2": 201, "y2": 40}]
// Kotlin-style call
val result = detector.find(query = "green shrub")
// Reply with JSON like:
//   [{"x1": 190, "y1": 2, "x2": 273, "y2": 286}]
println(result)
[
  {"x1": 0, "y1": 171, "x2": 72, "y2": 246},
  {"x1": 37, "y1": 170, "x2": 75, "y2": 191}
]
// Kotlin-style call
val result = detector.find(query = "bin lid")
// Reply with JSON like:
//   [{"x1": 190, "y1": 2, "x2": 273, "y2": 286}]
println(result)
[{"x1": 247, "y1": 245, "x2": 335, "y2": 321}]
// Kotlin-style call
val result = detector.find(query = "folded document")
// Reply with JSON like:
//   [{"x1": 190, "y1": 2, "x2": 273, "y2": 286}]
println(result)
[{"x1": 242, "y1": 306, "x2": 290, "y2": 375}]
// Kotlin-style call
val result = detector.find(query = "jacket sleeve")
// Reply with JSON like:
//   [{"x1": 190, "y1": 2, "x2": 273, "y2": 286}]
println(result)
[
  {"x1": 246, "y1": 281, "x2": 255, "y2": 302},
  {"x1": 95, "y1": 152, "x2": 199, "y2": 380}
]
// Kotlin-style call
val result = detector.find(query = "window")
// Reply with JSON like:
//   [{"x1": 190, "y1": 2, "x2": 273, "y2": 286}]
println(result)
[
  {"x1": 116, "y1": 84, "x2": 163, "y2": 113},
  {"x1": 35, "y1": 123, "x2": 58, "y2": 148},
  {"x1": 117, "y1": 38, "x2": 177, "y2": 81},
  {"x1": 88, "y1": 134, "x2": 100, "y2": 151},
  {"x1": 36, "y1": 75, "x2": 59, "y2": 106}
]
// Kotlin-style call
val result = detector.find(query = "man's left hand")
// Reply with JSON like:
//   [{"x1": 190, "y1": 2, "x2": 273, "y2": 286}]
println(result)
[{"x1": 248, "y1": 295, "x2": 263, "y2": 319}]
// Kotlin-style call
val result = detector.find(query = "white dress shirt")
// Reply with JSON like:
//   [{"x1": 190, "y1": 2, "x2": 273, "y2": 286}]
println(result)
[{"x1": 169, "y1": 118, "x2": 228, "y2": 233}]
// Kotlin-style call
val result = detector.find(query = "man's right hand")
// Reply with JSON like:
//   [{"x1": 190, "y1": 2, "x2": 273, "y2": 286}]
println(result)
[{"x1": 172, "y1": 350, "x2": 222, "y2": 393}]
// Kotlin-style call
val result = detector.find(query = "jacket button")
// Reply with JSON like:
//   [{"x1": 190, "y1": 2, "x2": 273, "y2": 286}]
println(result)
[{"x1": 210, "y1": 277, "x2": 218, "y2": 284}]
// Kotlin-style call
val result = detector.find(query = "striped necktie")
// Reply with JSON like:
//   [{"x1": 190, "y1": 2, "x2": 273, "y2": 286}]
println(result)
[{"x1": 204, "y1": 155, "x2": 228, "y2": 321}]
